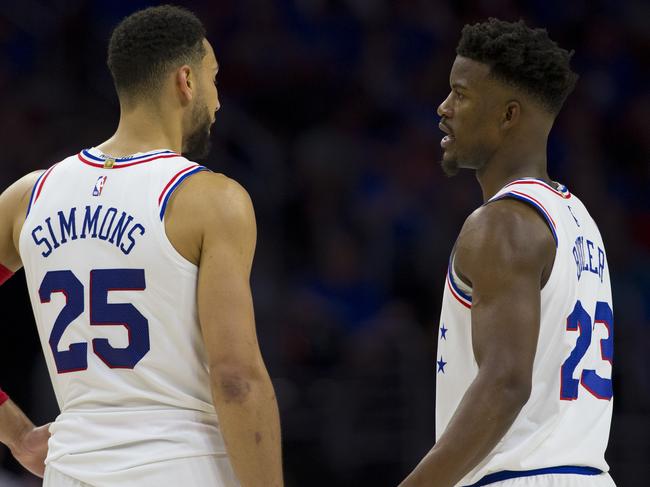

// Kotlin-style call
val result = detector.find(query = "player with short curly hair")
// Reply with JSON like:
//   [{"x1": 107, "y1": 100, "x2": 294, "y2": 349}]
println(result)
[
  {"x1": 456, "y1": 18, "x2": 578, "y2": 115},
  {"x1": 107, "y1": 5, "x2": 207, "y2": 98},
  {"x1": 400, "y1": 18, "x2": 615, "y2": 487},
  {"x1": 0, "y1": 5, "x2": 283, "y2": 487}
]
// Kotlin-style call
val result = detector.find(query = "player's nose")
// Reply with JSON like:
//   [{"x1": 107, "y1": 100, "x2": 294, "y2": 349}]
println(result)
[{"x1": 437, "y1": 92, "x2": 453, "y2": 118}]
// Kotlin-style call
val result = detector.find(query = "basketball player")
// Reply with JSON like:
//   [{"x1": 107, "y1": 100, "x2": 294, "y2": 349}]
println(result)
[
  {"x1": 399, "y1": 19, "x2": 615, "y2": 487},
  {"x1": 0, "y1": 6, "x2": 283, "y2": 486}
]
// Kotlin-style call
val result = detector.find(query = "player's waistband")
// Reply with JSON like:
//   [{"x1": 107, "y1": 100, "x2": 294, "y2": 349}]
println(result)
[{"x1": 465, "y1": 466, "x2": 603, "y2": 486}]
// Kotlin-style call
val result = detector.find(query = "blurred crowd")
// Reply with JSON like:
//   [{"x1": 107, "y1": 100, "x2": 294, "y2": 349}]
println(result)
[{"x1": 0, "y1": 0, "x2": 648, "y2": 485}]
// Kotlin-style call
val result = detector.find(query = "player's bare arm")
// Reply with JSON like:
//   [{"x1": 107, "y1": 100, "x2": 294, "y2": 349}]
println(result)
[
  {"x1": 400, "y1": 199, "x2": 555, "y2": 487},
  {"x1": 165, "y1": 170, "x2": 284, "y2": 487},
  {"x1": 0, "y1": 171, "x2": 51, "y2": 478},
  {"x1": 0, "y1": 398, "x2": 51, "y2": 477},
  {"x1": 0, "y1": 171, "x2": 44, "y2": 271}
]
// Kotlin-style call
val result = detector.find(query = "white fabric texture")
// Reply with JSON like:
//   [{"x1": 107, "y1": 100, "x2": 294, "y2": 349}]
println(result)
[
  {"x1": 483, "y1": 472, "x2": 615, "y2": 486},
  {"x1": 43, "y1": 454, "x2": 239, "y2": 487}
]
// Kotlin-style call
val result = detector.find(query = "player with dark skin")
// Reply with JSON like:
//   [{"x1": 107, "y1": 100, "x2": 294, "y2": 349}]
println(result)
[{"x1": 399, "y1": 49, "x2": 559, "y2": 487}]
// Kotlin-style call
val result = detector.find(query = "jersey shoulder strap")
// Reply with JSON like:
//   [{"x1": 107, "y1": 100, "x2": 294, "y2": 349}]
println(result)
[
  {"x1": 487, "y1": 178, "x2": 572, "y2": 248},
  {"x1": 155, "y1": 160, "x2": 210, "y2": 221}
]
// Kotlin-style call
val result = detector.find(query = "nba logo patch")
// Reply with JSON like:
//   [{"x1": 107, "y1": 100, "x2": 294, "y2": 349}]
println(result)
[{"x1": 93, "y1": 176, "x2": 107, "y2": 196}]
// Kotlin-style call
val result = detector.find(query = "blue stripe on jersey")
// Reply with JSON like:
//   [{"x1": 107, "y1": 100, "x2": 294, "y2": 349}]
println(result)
[
  {"x1": 158, "y1": 166, "x2": 209, "y2": 220},
  {"x1": 81, "y1": 149, "x2": 175, "y2": 163},
  {"x1": 466, "y1": 466, "x2": 603, "y2": 486},
  {"x1": 491, "y1": 193, "x2": 559, "y2": 248},
  {"x1": 81, "y1": 150, "x2": 106, "y2": 162},
  {"x1": 447, "y1": 259, "x2": 472, "y2": 303},
  {"x1": 25, "y1": 170, "x2": 47, "y2": 217}
]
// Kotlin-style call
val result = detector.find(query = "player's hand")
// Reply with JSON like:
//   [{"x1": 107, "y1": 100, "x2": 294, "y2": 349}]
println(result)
[{"x1": 10, "y1": 423, "x2": 51, "y2": 478}]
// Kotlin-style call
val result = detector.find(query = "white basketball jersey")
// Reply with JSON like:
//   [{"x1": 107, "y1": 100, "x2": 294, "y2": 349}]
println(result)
[
  {"x1": 436, "y1": 178, "x2": 614, "y2": 486},
  {"x1": 18, "y1": 148, "x2": 230, "y2": 484}
]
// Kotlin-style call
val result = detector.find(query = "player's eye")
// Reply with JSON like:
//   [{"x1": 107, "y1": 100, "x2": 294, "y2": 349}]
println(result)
[{"x1": 455, "y1": 90, "x2": 464, "y2": 101}]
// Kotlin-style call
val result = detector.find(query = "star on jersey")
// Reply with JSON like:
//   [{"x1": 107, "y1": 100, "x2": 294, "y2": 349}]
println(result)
[
  {"x1": 440, "y1": 324, "x2": 448, "y2": 340},
  {"x1": 437, "y1": 357, "x2": 447, "y2": 373}
]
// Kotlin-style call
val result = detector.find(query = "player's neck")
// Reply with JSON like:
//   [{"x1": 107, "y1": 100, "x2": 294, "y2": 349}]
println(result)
[
  {"x1": 476, "y1": 145, "x2": 550, "y2": 203},
  {"x1": 476, "y1": 118, "x2": 556, "y2": 202},
  {"x1": 97, "y1": 104, "x2": 182, "y2": 157}
]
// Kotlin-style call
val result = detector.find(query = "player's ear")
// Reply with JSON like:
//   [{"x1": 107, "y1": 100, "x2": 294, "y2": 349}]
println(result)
[
  {"x1": 176, "y1": 65, "x2": 193, "y2": 105},
  {"x1": 501, "y1": 100, "x2": 521, "y2": 130}
]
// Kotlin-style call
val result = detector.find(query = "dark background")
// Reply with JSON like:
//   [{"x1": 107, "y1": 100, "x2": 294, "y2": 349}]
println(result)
[{"x1": 0, "y1": 0, "x2": 648, "y2": 486}]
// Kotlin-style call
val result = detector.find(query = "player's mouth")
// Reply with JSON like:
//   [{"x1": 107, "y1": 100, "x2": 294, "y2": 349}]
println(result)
[{"x1": 438, "y1": 122, "x2": 455, "y2": 149}]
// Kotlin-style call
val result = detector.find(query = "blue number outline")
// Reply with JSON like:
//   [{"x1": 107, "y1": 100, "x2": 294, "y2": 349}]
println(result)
[
  {"x1": 560, "y1": 300, "x2": 591, "y2": 400},
  {"x1": 39, "y1": 270, "x2": 88, "y2": 373},
  {"x1": 90, "y1": 269, "x2": 149, "y2": 369},
  {"x1": 560, "y1": 300, "x2": 614, "y2": 401},
  {"x1": 580, "y1": 302, "x2": 614, "y2": 399},
  {"x1": 39, "y1": 269, "x2": 148, "y2": 372}
]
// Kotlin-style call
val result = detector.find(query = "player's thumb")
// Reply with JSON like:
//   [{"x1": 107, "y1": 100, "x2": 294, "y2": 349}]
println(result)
[{"x1": 24, "y1": 423, "x2": 52, "y2": 453}]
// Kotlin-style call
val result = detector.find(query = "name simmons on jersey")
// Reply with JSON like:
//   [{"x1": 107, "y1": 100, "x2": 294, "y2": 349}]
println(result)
[{"x1": 29, "y1": 205, "x2": 145, "y2": 258}]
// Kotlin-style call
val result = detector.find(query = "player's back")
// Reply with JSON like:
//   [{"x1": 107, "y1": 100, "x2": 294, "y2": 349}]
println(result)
[
  {"x1": 437, "y1": 178, "x2": 614, "y2": 486},
  {"x1": 18, "y1": 148, "x2": 225, "y2": 484}
]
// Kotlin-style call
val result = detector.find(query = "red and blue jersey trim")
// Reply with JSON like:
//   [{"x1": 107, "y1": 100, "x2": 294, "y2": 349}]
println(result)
[
  {"x1": 447, "y1": 259, "x2": 472, "y2": 309},
  {"x1": 26, "y1": 165, "x2": 58, "y2": 217},
  {"x1": 503, "y1": 178, "x2": 571, "y2": 199},
  {"x1": 78, "y1": 149, "x2": 178, "y2": 168},
  {"x1": 491, "y1": 191, "x2": 558, "y2": 248},
  {"x1": 465, "y1": 465, "x2": 602, "y2": 486},
  {"x1": 158, "y1": 164, "x2": 209, "y2": 220}
]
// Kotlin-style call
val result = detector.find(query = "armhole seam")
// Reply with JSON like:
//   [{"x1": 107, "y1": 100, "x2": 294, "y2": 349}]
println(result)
[
  {"x1": 25, "y1": 169, "x2": 49, "y2": 217},
  {"x1": 156, "y1": 166, "x2": 211, "y2": 270},
  {"x1": 158, "y1": 166, "x2": 210, "y2": 221},
  {"x1": 488, "y1": 193, "x2": 559, "y2": 291},
  {"x1": 490, "y1": 193, "x2": 558, "y2": 248}
]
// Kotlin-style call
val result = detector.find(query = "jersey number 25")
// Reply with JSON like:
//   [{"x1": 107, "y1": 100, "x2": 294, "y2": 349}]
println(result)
[{"x1": 39, "y1": 269, "x2": 149, "y2": 373}]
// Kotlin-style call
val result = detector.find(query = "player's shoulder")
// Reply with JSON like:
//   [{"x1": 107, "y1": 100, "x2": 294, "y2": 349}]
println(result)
[
  {"x1": 180, "y1": 170, "x2": 252, "y2": 207},
  {"x1": 164, "y1": 170, "x2": 255, "y2": 265},
  {"x1": 461, "y1": 198, "x2": 548, "y2": 242},
  {"x1": 456, "y1": 198, "x2": 555, "y2": 269},
  {"x1": 172, "y1": 170, "x2": 255, "y2": 228},
  {"x1": 0, "y1": 171, "x2": 47, "y2": 269},
  {"x1": 1, "y1": 149, "x2": 87, "y2": 212},
  {"x1": 0, "y1": 170, "x2": 46, "y2": 211},
  {"x1": 10, "y1": 170, "x2": 46, "y2": 190}
]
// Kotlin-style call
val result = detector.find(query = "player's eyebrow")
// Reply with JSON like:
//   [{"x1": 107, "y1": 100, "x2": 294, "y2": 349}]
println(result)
[{"x1": 451, "y1": 82, "x2": 468, "y2": 91}]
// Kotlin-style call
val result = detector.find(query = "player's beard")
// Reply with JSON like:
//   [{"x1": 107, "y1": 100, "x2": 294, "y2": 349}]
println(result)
[
  {"x1": 183, "y1": 102, "x2": 213, "y2": 161},
  {"x1": 440, "y1": 157, "x2": 460, "y2": 177},
  {"x1": 440, "y1": 142, "x2": 491, "y2": 177}
]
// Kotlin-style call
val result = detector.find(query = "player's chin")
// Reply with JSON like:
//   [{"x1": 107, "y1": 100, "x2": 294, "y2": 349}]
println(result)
[{"x1": 440, "y1": 153, "x2": 459, "y2": 177}]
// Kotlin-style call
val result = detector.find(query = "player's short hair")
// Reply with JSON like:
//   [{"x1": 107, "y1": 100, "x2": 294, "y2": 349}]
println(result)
[
  {"x1": 107, "y1": 5, "x2": 206, "y2": 100},
  {"x1": 456, "y1": 18, "x2": 578, "y2": 114}
]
